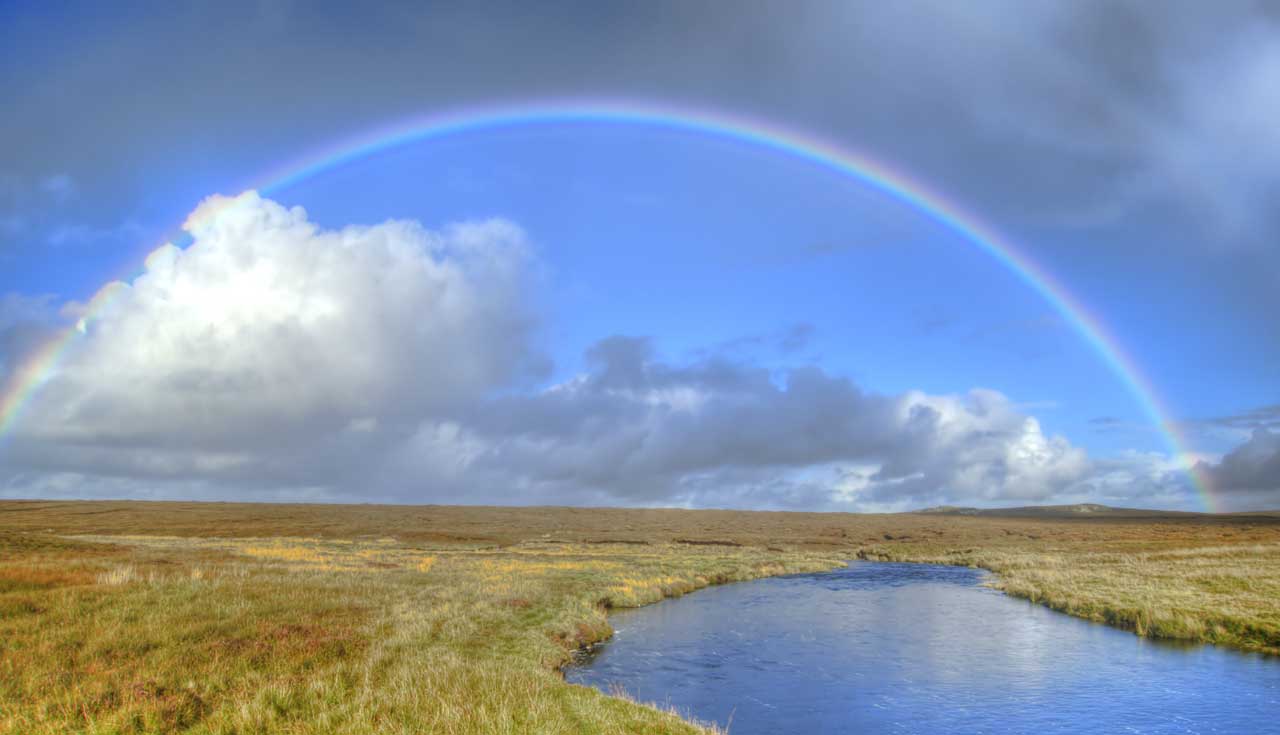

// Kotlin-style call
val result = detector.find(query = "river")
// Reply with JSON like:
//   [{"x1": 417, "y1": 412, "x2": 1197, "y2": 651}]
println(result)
[{"x1": 565, "y1": 561, "x2": 1278, "y2": 734}]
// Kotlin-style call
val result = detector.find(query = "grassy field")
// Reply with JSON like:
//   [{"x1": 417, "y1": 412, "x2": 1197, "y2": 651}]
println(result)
[{"x1": 1, "y1": 500, "x2": 1278, "y2": 734}]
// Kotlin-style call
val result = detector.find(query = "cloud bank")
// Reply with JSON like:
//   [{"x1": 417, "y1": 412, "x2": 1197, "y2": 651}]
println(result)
[
  {"x1": 1195, "y1": 430, "x2": 1280, "y2": 508},
  {"x1": 9, "y1": 2, "x2": 1280, "y2": 245},
  {"x1": 0, "y1": 193, "x2": 1219, "y2": 509}
]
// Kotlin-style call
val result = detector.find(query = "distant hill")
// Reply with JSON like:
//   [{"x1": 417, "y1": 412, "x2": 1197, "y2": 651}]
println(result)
[
  {"x1": 910, "y1": 504, "x2": 984, "y2": 516},
  {"x1": 910, "y1": 503, "x2": 1280, "y2": 519},
  {"x1": 910, "y1": 503, "x2": 1205, "y2": 519}
]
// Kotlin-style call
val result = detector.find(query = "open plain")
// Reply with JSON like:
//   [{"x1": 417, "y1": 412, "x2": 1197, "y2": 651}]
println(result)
[{"x1": 1, "y1": 500, "x2": 1277, "y2": 734}]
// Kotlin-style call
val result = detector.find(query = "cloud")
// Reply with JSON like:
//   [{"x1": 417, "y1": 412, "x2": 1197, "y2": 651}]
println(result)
[
  {"x1": 1148, "y1": 24, "x2": 1280, "y2": 238},
  {"x1": 1062, "y1": 450, "x2": 1196, "y2": 509},
  {"x1": 328, "y1": 337, "x2": 1147, "y2": 510},
  {"x1": 0, "y1": 171, "x2": 124, "y2": 257},
  {"x1": 389, "y1": 344, "x2": 1101, "y2": 509},
  {"x1": 696, "y1": 323, "x2": 816, "y2": 359},
  {"x1": 6, "y1": 192, "x2": 541, "y2": 471},
  {"x1": 45, "y1": 220, "x2": 146, "y2": 248},
  {"x1": 1205, "y1": 404, "x2": 1280, "y2": 432},
  {"x1": 1195, "y1": 429, "x2": 1280, "y2": 504},
  {"x1": 6, "y1": 2, "x2": 1280, "y2": 245},
  {"x1": 0, "y1": 194, "x2": 1201, "y2": 510}
]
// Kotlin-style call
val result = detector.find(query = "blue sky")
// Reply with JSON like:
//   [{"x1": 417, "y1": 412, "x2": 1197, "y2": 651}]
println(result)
[
  {"x1": 1, "y1": 2, "x2": 1277, "y2": 510},
  {"x1": 282, "y1": 127, "x2": 1145, "y2": 437}
]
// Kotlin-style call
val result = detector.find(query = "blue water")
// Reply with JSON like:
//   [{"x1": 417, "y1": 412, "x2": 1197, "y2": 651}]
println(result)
[{"x1": 565, "y1": 562, "x2": 1279, "y2": 734}]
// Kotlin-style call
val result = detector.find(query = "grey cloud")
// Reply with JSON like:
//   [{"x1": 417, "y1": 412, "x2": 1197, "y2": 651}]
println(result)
[
  {"x1": 776, "y1": 323, "x2": 815, "y2": 353},
  {"x1": 1059, "y1": 451, "x2": 1195, "y2": 509},
  {"x1": 1206, "y1": 405, "x2": 1280, "y2": 432},
  {"x1": 692, "y1": 323, "x2": 816, "y2": 361},
  {"x1": 5, "y1": 2, "x2": 1280, "y2": 242},
  {"x1": 383, "y1": 336, "x2": 1098, "y2": 509},
  {"x1": 1196, "y1": 429, "x2": 1280, "y2": 498},
  {"x1": 468, "y1": 339, "x2": 897, "y2": 484}
]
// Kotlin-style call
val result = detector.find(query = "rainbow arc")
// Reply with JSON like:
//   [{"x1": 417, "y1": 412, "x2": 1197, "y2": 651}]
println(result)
[{"x1": 0, "y1": 101, "x2": 1215, "y2": 509}]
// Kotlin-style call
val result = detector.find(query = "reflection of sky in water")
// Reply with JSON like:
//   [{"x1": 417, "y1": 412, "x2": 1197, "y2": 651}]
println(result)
[{"x1": 566, "y1": 562, "x2": 1279, "y2": 734}]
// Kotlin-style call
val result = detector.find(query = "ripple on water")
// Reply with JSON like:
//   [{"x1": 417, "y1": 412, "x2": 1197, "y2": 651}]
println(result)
[{"x1": 565, "y1": 561, "x2": 1280, "y2": 735}]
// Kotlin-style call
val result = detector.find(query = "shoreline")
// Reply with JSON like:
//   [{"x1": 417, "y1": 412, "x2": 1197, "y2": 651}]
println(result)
[
  {"x1": 566, "y1": 550, "x2": 1279, "y2": 731},
  {"x1": 856, "y1": 546, "x2": 1280, "y2": 656},
  {"x1": 554, "y1": 554, "x2": 845, "y2": 734}
]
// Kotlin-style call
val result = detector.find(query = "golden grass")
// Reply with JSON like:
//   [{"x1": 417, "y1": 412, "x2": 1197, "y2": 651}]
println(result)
[
  {"x1": 1, "y1": 500, "x2": 1278, "y2": 733},
  {"x1": 0, "y1": 528, "x2": 838, "y2": 734}
]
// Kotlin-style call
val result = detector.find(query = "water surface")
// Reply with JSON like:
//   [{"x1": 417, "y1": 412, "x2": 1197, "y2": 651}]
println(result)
[{"x1": 565, "y1": 562, "x2": 1278, "y2": 734}]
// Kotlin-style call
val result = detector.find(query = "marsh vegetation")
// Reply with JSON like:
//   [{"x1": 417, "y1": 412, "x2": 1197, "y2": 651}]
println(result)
[
  {"x1": 1, "y1": 500, "x2": 1277, "y2": 733},
  {"x1": 0, "y1": 523, "x2": 835, "y2": 733}
]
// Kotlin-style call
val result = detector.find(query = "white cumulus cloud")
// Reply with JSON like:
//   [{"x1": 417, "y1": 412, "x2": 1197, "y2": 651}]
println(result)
[{"x1": 10, "y1": 191, "x2": 541, "y2": 470}]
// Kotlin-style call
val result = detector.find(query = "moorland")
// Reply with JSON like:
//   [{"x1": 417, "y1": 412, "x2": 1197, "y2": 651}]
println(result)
[{"x1": 1, "y1": 500, "x2": 1277, "y2": 734}]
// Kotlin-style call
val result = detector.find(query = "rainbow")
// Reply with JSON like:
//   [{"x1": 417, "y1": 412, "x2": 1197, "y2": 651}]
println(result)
[{"x1": 0, "y1": 100, "x2": 1216, "y2": 509}]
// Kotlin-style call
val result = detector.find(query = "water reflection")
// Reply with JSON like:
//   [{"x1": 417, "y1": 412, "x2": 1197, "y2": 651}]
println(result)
[{"x1": 566, "y1": 562, "x2": 1279, "y2": 734}]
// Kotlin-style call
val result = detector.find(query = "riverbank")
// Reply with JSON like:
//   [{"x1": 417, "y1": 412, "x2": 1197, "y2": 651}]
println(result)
[
  {"x1": 858, "y1": 540, "x2": 1280, "y2": 655},
  {"x1": 565, "y1": 560, "x2": 1280, "y2": 735},
  {"x1": 2, "y1": 500, "x2": 1278, "y2": 733}
]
